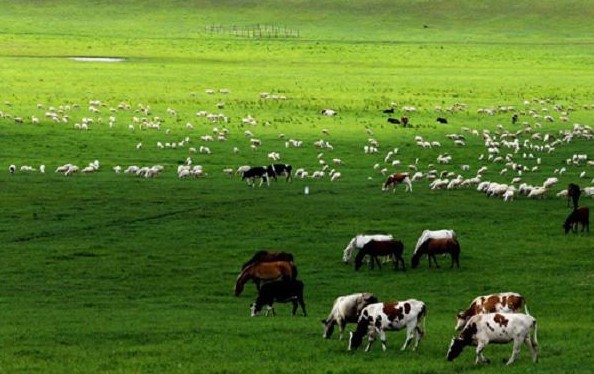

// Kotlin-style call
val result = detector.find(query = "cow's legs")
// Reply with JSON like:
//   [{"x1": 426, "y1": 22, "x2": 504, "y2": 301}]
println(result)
[
  {"x1": 377, "y1": 329, "x2": 388, "y2": 351},
  {"x1": 338, "y1": 319, "x2": 346, "y2": 340},
  {"x1": 475, "y1": 342, "x2": 489, "y2": 364},
  {"x1": 401, "y1": 326, "x2": 415, "y2": 351},
  {"x1": 365, "y1": 328, "x2": 378, "y2": 352},
  {"x1": 298, "y1": 297, "x2": 307, "y2": 317},
  {"x1": 506, "y1": 338, "x2": 523, "y2": 365},
  {"x1": 525, "y1": 336, "x2": 538, "y2": 363}
]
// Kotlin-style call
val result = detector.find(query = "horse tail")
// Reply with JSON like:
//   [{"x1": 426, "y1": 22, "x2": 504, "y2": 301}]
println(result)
[{"x1": 290, "y1": 262, "x2": 298, "y2": 280}]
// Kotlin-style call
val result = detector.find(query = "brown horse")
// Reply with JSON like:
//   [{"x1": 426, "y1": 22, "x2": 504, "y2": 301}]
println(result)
[
  {"x1": 354, "y1": 240, "x2": 405, "y2": 271},
  {"x1": 241, "y1": 250, "x2": 295, "y2": 270},
  {"x1": 234, "y1": 261, "x2": 296, "y2": 296},
  {"x1": 411, "y1": 238, "x2": 460, "y2": 268}
]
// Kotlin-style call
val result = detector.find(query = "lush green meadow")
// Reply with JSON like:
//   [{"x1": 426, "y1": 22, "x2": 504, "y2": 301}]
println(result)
[{"x1": 1, "y1": 1, "x2": 593, "y2": 373}]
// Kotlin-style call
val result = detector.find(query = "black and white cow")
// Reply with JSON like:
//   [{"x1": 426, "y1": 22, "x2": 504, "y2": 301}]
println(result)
[
  {"x1": 446, "y1": 313, "x2": 538, "y2": 365},
  {"x1": 241, "y1": 166, "x2": 269, "y2": 187},
  {"x1": 250, "y1": 280, "x2": 306, "y2": 317},
  {"x1": 266, "y1": 163, "x2": 292, "y2": 182},
  {"x1": 321, "y1": 292, "x2": 378, "y2": 340},
  {"x1": 348, "y1": 299, "x2": 426, "y2": 352}
]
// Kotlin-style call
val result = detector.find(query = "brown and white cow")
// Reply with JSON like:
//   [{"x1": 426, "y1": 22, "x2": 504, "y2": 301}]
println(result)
[
  {"x1": 348, "y1": 299, "x2": 426, "y2": 352},
  {"x1": 321, "y1": 292, "x2": 378, "y2": 340},
  {"x1": 382, "y1": 172, "x2": 412, "y2": 192},
  {"x1": 455, "y1": 292, "x2": 527, "y2": 331},
  {"x1": 446, "y1": 313, "x2": 538, "y2": 365}
]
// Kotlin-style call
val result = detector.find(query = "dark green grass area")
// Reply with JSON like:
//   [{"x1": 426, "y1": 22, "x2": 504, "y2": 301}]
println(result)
[{"x1": 0, "y1": 0, "x2": 593, "y2": 373}]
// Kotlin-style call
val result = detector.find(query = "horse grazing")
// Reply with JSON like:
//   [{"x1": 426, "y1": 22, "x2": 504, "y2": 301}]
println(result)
[
  {"x1": 235, "y1": 261, "x2": 296, "y2": 296},
  {"x1": 563, "y1": 207, "x2": 589, "y2": 234},
  {"x1": 411, "y1": 238, "x2": 460, "y2": 268},
  {"x1": 241, "y1": 250, "x2": 295, "y2": 270},
  {"x1": 342, "y1": 234, "x2": 393, "y2": 263},
  {"x1": 354, "y1": 240, "x2": 405, "y2": 271},
  {"x1": 567, "y1": 183, "x2": 581, "y2": 210},
  {"x1": 382, "y1": 172, "x2": 412, "y2": 192},
  {"x1": 413, "y1": 229, "x2": 456, "y2": 254}
]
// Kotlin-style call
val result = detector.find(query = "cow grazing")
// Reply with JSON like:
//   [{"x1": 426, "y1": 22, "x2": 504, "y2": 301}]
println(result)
[
  {"x1": 436, "y1": 117, "x2": 448, "y2": 124},
  {"x1": 446, "y1": 313, "x2": 538, "y2": 366},
  {"x1": 348, "y1": 300, "x2": 426, "y2": 352},
  {"x1": 387, "y1": 117, "x2": 401, "y2": 124},
  {"x1": 250, "y1": 280, "x2": 306, "y2": 317},
  {"x1": 383, "y1": 108, "x2": 395, "y2": 114},
  {"x1": 241, "y1": 166, "x2": 269, "y2": 187},
  {"x1": 321, "y1": 292, "x2": 378, "y2": 340},
  {"x1": 382, "y1": 172, "x2": 412, "y2": 192},
  {"x1": 455, "y1": 292, "x2": 527, "y2": 331},
  {"x1": 266, "y1": 163, "x2": 292, "y2": 182},
  {"x1": 563, "y1": 206, "x2": 589, "y2": 234}
]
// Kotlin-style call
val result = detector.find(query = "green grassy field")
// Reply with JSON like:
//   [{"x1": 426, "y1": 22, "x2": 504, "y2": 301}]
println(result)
[{"x1": 1, "y1": 1, "x2": 593, "y2": 373}]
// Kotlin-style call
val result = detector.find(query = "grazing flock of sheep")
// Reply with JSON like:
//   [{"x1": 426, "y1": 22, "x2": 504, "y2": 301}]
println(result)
[{"x1": 3, "y1": 94, "x2": 594, "y2": 206}]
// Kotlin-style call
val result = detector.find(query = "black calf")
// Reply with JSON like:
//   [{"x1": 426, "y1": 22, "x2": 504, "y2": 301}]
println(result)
[{"x1": 250, "y1": 280, "x2": 307, "y2": 317}]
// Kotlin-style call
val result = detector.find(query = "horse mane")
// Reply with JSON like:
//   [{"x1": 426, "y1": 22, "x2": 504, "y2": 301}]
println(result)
[{"x1": 241, "y1": 250, "x2": 270, "y2": 270}]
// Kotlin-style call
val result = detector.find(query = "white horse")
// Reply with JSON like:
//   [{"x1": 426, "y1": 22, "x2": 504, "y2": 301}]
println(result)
[
  {"x1": 413, "y1": 229, "x2": 457, "y2": 255},
  {"x1": 343, "y1": 234, "x2": 394, "y2": 263}
]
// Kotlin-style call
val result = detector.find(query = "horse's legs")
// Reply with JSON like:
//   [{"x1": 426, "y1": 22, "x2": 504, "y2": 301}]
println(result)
[
  {"x1": 375, "y1": 256, "x2": 382, "y2": 270},
  {"x1": 430, "y1": 254, "x2": 440, "y2": 268}
]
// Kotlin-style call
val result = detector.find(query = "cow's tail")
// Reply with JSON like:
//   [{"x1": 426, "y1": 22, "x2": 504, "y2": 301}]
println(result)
[
  {"x1": 416, "y1": 303, "x2": 427, "y2": 337},
  {"x1": 532, "y1": 319, "x2": 538, "y2": 346},
  {"x1": 524, "y1": 303, "x2": 530, "y2": 316}
]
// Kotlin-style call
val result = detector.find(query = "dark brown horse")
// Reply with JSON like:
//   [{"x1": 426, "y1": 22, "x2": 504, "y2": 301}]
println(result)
[
  {"x1": 354, "y1": 240, "x2": 405, "y2": 271},
  {"x1": 241, "y1": 250, "x2": 295, "y2": 270},
  {"x1": 563, "y1": 207, "x2": 589, "y2": 234},
  {"x1": 411, "y1": 238, "x2": 460, "y2": 268},
  {"x1": 567, "y1": 183, "x2": 581, "y2": 210},
  {"x1": 235, "y1": 261, "x2": 296, "y2": 296}
]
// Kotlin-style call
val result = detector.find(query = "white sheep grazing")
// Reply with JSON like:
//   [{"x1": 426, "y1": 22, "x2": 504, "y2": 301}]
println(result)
[
  {"x1": 330, "y1": 171, "x2": 342, "y2": 182},
  {"x1": 199, "y1": 146, "x2": 211, "y2": 154},
  {"x1": 64, "y1": 165, "x2": 79, "y2": 176},
  {"x1": 528, "y1": 187, "x2": 547, "y2": 199},
  {"x1": 9, "y1": 164, "x2": 16, "y2": 174},
  {"x1": 542, "y1": 177, "x2": 558, "y2": 189},
  {"x1": 55, "y1": 163, "x2": 73, "y2": 173},
  {"x1": 39, "y1": 165, "x2": 45, "y2": 174},
  {"x1": 333, "y1": 158, "x2": 343, "y2": 165},
  {"x1": 556, "y1": 190, "x2": 568, "y2": 198},
  {"x1": 113, "y1": 166, "x2": 122, "y2": 174},
  {"x1": 235, "y1": 165, "x2": 251, "y2": 175},
  {"x1": 223, "y1": 168, "x2": 234, "y2": 175},
  {"x1": 503, "y1": 189, "x2": 515, "y2": 202},
  {"x1": 233, "y1": 147, "x2": 240, "y2": 154},
  {"x1": 583, "y1": 187, "x2": 594, "y2": 197}
]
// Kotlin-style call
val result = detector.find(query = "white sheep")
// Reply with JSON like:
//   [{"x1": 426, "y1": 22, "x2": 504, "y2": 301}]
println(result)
[
  {"x1": 528, "y1": 187, "x2": 547, "y2": 199},
  {"x1": 330, "y1": 171, "x2": 342, "y2": 182}
]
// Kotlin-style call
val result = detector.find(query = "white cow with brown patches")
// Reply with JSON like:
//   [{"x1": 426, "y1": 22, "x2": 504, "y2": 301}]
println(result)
[
  {"x1": 382, "y1": 172, "x2": 412, "y2": 192},
  {"x1": 348, "y1": 300, "x2": 426, "y2": 352},
  {"x1": 447, "y1": 313, "x2": 538, "y2": 365},
  {"x1": 455, "y1": 292, "x2": 528, "y2": 330}
]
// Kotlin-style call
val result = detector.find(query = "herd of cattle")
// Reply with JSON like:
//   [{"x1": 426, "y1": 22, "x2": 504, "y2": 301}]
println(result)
[{"x1": 235, "y1": 232, "x2": 538, "y2": 366}]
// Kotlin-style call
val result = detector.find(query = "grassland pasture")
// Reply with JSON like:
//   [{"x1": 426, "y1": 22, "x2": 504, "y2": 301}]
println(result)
[{"x1": 1, "y1": 1, "x2": 593, "y2": 373}]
